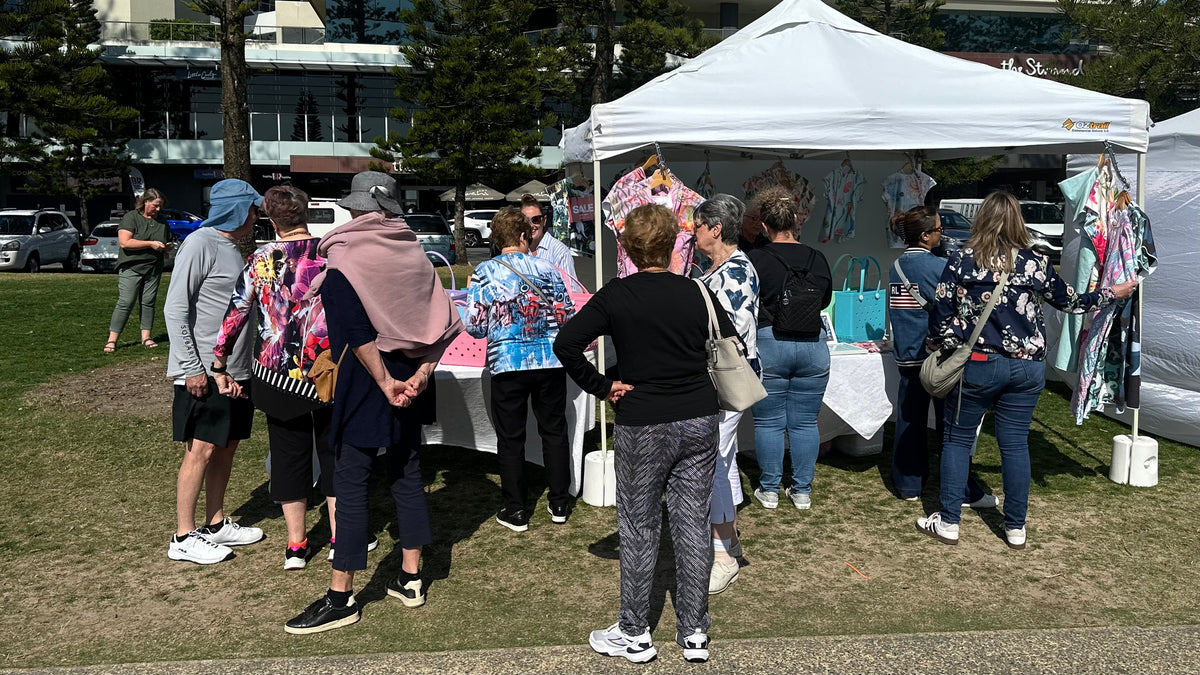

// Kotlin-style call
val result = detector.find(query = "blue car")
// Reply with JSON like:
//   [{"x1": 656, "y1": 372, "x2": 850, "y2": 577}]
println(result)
[{"x1": 161, "y1": 208, "x2": 204, "y2": 240}]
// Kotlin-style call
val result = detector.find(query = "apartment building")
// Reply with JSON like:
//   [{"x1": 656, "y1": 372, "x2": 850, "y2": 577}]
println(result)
[{"x1": 4, "y1": 0, "x2": 1090, "y2": 221}]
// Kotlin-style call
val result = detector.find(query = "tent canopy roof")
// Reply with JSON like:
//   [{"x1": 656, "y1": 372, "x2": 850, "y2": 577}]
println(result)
[
  {"x1": 564, "y1": 0, "x2": 1150, "y2": 164},
  {"x1": 439, "y1": 183, "x2": 505, "y2": 202},
  {"x1": 506, "y1": 179, "x2": 551, "y2": 202}
]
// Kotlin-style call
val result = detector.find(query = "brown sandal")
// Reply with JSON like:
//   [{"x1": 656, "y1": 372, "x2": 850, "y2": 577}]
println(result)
[
  {"x1": 103, "y1": 341, "x2": 117, "y2": 353},
  {"x1": 141, "y1": 338, "x2": 158, "y2": 348}
]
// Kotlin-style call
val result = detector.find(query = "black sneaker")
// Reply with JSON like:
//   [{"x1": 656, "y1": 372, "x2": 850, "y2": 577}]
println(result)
[
  {"x1": 496, "y1": 508, "x2": 529, "y2": 532},
  {"x1": 387, "y1": 575, "x2": 426, "y2": 608},
  {"x1": 548, "y1": 503, "x2": 570, "y2": 524},
  {"x1": 327, "y1": 534, "x2": 380, "y2": 562},
  {"x1": 284, "y1": 542, "x2": 308, "y2": 571},
  {"x1": 284, "y1": 595, "x2": 361, "y2": 635}
]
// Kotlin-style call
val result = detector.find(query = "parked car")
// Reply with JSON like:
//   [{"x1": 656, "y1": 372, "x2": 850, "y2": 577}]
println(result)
[
  {"x1": 306, "y1": 199, "x2": 354, "y2": 239},
  {"x1": 933, "y1": 209, "x2": 973, "y2": 257},
  {"x1": 938, "y1": 198, "x2": 1063, "y2": 261},
  {"x1": 462, "y1": 209, "x2": 499, "y2": 247},
  {"x1": 0, "y1": 208, "x2": 82, "y2": 273},
  {"x1": 161, "y1": 208, "x2": 204, "y2": 240},
  {"x1": 1019, "y1": 200, "x2": 1065, "y2": 260},
  {"x1": 405, "y1": 213, "x2": 456, "y2": 264},
  {"x1": 81, "y1": 220, "x2": 176, "y2": 272}
]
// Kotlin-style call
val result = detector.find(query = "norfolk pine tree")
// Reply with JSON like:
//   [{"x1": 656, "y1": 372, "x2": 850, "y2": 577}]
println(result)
[
  {"x1": 1058, "y1": 0, "x2": 1199, "y2": 119},
  {"x1": 2, "y1": 0, "x2": 137, "y2": 233},
  {"x1": 373, "y1": 0, "x2": 558, "y2": 264}
]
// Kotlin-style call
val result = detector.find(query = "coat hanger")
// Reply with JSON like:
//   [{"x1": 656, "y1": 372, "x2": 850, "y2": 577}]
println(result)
[
  {"x1": 641, "y1": 154, "x2": 659, "y2": 172},
  {"x1": 650, "y1": 167, "x2": 674, "y2": 189},
  {"x1": 841, "y1": 152, "x2": 853, "y2": 168}
]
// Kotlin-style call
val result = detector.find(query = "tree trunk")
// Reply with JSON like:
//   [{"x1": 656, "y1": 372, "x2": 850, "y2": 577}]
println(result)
[
  {"x1": 220, "y1": 0, "x2": 251, "y2": 181},
  {"x1": 591, "y1": 0, "x2": 616, "y2": 107},
  {"x1": 78, "y1": 192, "x2": 89, "y2": 237},
  {"x1": 453, "y1": 180, "x2": 469, "y2": 266}
]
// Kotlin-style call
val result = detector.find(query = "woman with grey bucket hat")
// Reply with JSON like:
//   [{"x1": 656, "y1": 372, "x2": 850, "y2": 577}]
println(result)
[{"x1": 285, "y1": 170, "x2": 463, "y2": 634}]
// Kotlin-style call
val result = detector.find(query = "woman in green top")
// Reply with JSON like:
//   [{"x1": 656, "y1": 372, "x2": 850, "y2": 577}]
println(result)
[{"x1": 104, "y1": 188, "x2": 173, "y2": 352}]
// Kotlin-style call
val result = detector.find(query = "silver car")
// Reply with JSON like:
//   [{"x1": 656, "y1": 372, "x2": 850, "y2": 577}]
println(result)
[
  {"x1": 83, "y1": 220, "x2": 176, "y2": 272},
  {"x1": 0, "y1": 209, "x2": 82, "y2": 273},
  {"x1": 405, "y1": 213, "x2": 457, "y2": 265}
]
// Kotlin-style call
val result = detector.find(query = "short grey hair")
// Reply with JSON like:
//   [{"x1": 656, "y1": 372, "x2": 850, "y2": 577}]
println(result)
[{"x1": 694, "y1": 194, "x2": 745, "y2": 246}]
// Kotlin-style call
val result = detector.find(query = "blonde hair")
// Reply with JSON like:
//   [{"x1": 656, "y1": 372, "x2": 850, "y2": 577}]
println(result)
[
  {"x1": 967, "y1": 192, "x2": 1029, "y2": 273},
  {"x1": 622, "y1": 204, "x2": 678, "y2": 269}
]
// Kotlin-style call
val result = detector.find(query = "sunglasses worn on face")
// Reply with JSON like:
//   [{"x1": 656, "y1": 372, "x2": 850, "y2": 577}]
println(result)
[{"x1": 530, "y1": 215, "x2": 545, "y2": 224}]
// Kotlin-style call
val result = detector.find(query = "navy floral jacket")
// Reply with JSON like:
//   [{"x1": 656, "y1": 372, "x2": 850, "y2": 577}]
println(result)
[{"x1": 928, "y1": 248, "x2": 1115, "y2": 361}]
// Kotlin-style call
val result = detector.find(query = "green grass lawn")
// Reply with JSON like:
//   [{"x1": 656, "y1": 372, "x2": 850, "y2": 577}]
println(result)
[{"x1": 0, "y1": 272, "x2": 1197, "y2": 668}]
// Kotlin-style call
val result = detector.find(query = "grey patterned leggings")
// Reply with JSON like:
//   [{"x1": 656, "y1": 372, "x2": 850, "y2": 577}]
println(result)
[{"x1": 614, "y1": 414, "x2": 719, "y2": 637}]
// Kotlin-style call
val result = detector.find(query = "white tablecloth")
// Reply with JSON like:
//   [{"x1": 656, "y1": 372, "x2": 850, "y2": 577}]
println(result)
[
  {"x1": 421, "y1": 359, "x2": 598, "y2": 496},
  {"x1": 737, "y1": 349, "x2": 899, "y2": 450}
]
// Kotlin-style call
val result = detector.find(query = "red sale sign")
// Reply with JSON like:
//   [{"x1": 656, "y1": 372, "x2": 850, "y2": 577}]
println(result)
[{"x1": 568, "y1": 197, "x2": 594, "y2": 223}]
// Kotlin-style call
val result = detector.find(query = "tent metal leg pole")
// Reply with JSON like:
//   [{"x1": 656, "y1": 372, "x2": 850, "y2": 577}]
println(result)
[
  {"x1": 1133, "y1": 152, "x2": 1147, "y2": 441},
  {"x1": 593, "y1": 158, "x2": 607, "y2": 461}
]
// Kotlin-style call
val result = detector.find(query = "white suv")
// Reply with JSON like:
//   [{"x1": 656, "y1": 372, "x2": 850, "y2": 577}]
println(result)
[
  {"x1": 0, "y1": 208, "x2": 82, "y2": 273},
  {"x1": 462, "y1": 209, "x2": 498, "y2": 248}
]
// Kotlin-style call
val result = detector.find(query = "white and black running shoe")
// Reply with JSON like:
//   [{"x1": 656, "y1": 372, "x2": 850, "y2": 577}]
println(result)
[
  {"x1": 589, "y1": 622, "x2": 657, "y2": 663},
  {"x1": 916, "y1": 512, "x2": 960, "y2": 545},
  {"x1": 327, "y1": 534, "x2": 379, "y2": 562},
  {"x1": 677, "y1": 629, "x2": 710, "y2": 663},
  {"x1": 167, "y1": 531, "x2": 233, "y2": 565},
  {"x1": 202, "y1": 518, "x2": 264, "y2": 547}
]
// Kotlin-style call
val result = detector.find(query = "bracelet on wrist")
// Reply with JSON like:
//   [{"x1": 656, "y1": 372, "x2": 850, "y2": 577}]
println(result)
[{"x1": 211, "y1": 364, "x2": 227, "y2": 374}]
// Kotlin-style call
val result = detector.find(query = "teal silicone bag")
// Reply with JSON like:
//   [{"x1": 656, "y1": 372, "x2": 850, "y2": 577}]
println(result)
[{"x1": 832, "y1": 256, "x2": 886, "y2": 342}]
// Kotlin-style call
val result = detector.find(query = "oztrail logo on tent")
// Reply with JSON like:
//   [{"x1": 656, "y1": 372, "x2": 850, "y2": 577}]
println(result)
[{"x1": 1062, "y1": 118, "x2": 1111, "y2": 132}]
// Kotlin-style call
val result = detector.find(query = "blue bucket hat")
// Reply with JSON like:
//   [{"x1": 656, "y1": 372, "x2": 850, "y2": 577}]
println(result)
[{"x1": 205, "y1": 179, "x2": 264, "y2": 232}]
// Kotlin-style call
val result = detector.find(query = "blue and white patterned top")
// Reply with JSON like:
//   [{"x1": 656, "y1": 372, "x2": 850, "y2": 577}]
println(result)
[
  {"x1": 465, "y1": 252, "x2": 577, "y2": 374},
  {"x1": 700, "y1": 249, "x2": 760, "y2": 361}
]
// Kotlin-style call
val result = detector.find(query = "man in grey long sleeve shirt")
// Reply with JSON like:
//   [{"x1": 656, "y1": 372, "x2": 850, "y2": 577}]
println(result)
[{"x1": 163, "y1": 179, "x2": 265, "y2": 565}]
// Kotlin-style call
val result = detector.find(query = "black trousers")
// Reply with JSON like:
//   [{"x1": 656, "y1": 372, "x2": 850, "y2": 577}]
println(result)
[{"x1": 489, "y1": 368, "x2": 571, "y2": 514}]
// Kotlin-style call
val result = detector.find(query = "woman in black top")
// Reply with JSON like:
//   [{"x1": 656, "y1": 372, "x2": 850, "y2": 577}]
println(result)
[
  {"x1": 746, "y1": 186, "x2": 833, "y2": 511},
  {"x1": 555, "y1": 204, "x2": 736, "y2": 665}
]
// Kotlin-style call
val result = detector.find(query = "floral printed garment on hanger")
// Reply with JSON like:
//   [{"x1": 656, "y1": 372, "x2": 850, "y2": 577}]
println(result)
[
  {"x1": 602, "y1": 167, "x2": 704, "y2": 276},
  {"x1": 820, "y1": 165, "x2": 867, "y2": 243},
  {"x1": 547, "y1": 177, "x2": 595, "y2": 255},
  {"x1": 881, "y1": 169, "x2": 936, "y2": 248},
  {"x1": 742, "y1": 163, "x2": 816, "y2": 226}
]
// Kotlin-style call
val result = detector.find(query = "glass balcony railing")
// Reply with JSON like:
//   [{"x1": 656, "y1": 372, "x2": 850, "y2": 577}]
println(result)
[{"x1": 99, "y1": 21, "x2": 327, "y2": 45}]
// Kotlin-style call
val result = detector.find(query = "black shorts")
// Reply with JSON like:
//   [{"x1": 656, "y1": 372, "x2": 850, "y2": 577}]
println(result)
[
  {"x1": 172, "y1": 378, "x2": 255, "y2": 446},
  {"x1": 267, "y1": 407, "x2": 335, "y2": 502}
]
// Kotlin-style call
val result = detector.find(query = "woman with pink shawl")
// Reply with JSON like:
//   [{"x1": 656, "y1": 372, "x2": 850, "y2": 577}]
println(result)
[{"x1": 285, "y1": 171, "x2": 463, "y2": 635}]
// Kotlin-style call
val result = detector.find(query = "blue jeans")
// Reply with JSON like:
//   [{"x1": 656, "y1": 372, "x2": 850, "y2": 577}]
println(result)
[
  {"x1": 752, "y1": 328, "x2": 830, "y2": 494},
  {"x1": 940, "y1": 354, "x2": 1044, "y2": 529},
  {"x1": 892, "y1": 365, "x2": 986, "y2": 503}
]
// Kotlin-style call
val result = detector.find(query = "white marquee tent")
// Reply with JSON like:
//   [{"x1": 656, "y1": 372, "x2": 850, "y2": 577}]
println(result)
[
  {"x1": 1050, "y1": 108, "x2": 1200, "y2": 447},
  {"x1": 561, "y1": 0, "x2": 1155, "y2": 461},
  {"x1": 563, "y1": 0, "x2": 1150, "y2": 164}
]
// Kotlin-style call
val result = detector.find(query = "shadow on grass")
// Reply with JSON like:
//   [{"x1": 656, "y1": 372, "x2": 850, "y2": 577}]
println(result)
[{"x1": 229, "y1": 479, "x2": 275, "y2": 530}]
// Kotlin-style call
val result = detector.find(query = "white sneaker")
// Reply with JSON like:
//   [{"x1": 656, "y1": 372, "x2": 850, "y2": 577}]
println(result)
[
  {"x1": 785, "y1": 487, "x2": 812, "y2": 510},
  {"x1": 589, "y1": 622, "x2": 657, "y2": 663},
  {"x1": 753, "y1": 488, "x2": 779, "y2": 509},
  {"x1": 1005, "y1": 526, "x2": 1027, "y2": 550},
  {"x1": 677, "y1": 628, "x2": 710, "y2": 663},
  {"x1": 964, "y1": 494, "x2": 1000, "y2": 509},
  {"x1": 168, "y1": 531, "x2": 233, "y2": 565},
  {"x1": 915, "y1": 512, "x2": 959, "y2": 545},
  {"x1": 708, "y1": 558, "x2": 739, "y2": 595},
  {"x1": 202, "y1": 518, "x2": 264, "y2": 547},
  {"x1": 327, "y1": 535, "x2": 379, "y2": 562}
]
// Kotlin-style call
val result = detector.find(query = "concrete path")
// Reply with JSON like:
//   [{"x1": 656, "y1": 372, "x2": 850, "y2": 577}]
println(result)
[{"x1": 6, "y1": 625, "x2": 1197, "y2": 674}]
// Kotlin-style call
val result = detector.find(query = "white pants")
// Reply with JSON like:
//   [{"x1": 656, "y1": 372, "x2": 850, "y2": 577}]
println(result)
[{"x1": 710, "y1": 410, "x2": 744, "y2": 524}]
